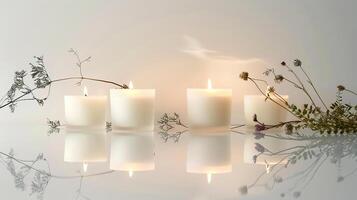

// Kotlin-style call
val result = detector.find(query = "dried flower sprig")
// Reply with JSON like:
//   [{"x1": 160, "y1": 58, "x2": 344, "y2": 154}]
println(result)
[
  {"x1": 46, "y1": 119, "x2": 62, "y2": 135},
  {"x1": 157, "y1": 113, "x2": 245, "y2": 142},
  {"x1": 0, "y1": 49, "x2": 128, "y2": 112},
  {"x1": 239, "y1": 59, "x2": 357, "y2": 135},
  {"x1": 157, "y1": 113, "x2": 188, "y2": 142},
  {"x1": 46, "y1": 119, "x2": 114, "y2": 135}
]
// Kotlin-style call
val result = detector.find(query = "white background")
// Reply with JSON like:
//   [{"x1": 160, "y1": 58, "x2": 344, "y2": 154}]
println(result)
[{"x1": 0, "y1": 0, "x2": 356, "y2": 199}]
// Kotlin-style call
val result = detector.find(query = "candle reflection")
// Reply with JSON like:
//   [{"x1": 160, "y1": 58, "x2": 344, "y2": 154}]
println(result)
[
  {"x1": 64, "y1": 129, "x2": 107, "y2": 163},
  {"x1": 110, "y1": 132, "x2": 155, "y2": 175},
  {"x1": 83, "y1": 162, "x2": 88, "y2": 173},
  {"x1": 207, "y1": 79, "x2": 212, "y2": 89},
  {"x1": 186, "y1": 133, "x2": 231, "y2": 184}
]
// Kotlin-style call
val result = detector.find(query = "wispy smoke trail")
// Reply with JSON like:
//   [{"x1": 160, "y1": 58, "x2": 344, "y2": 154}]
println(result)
[{"x1": 181, "y1": 35, "x2": 265, "y2": 65}]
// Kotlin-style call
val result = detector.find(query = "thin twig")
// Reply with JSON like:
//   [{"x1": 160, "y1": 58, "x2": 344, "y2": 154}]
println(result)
[
  {"x1": 0, "y1": 151, "x2": 115, "y2": 179},
  {"x1": 248, "y1": 77, "x2": 299, "y2": 118},
  {"x1": 299, "y1": 66, "x2": 328, "y2": 110},
  {"x1": 345, "y1": 88, "x2": 357, "y2": 96},
  {"x1": 0, "y1": 76, "x2": 126, "y2": 109},
  {"x1": 284, "y1": 64, "x2": 317, "y2": 107}
]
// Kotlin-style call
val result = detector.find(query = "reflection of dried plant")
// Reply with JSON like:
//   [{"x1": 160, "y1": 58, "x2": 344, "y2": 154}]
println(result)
[
  {"x1": 47, "y1": 119, "x2": 62, "y2": 135},
  {"x1": 157, "y1": 113, "x2": 357, "y2": 198},
  {"x1": 46, "y1": 119, "x2": 113, "y2": 135},
  {"x1": 0, "y1": 149, "x2": 114, "y2": 200},
  {"x1": 239, "y1": 132, "x2": 357, "y2": 198},
  {"x1": 106, "y1": 122, "x2": 112, "y2": 133},
  {"x1": 157, "y1": 113, "x2": 188, "y2": 142},
  {"x1": 239, "y1": 59, "x2": 357, "y2": 135},
  {"x1": 157, "y1": 113, "x2": 245, "y2": 142},
  {"x1": 0, "y1": 149, "x2": 50, "y2": 199},
  {"x1": 0, "y1": 49, "x2": 128, "y2": 112}
]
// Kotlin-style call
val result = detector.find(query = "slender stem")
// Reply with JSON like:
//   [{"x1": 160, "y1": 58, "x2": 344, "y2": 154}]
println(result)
[
  {"x1": 248, "y1": 77, "x2": 299, "y2": 118},
  {"x1": 248, "y1": 155, "x2": 289, "y2": 188},
  {"x1": 0, "y1": 151, "x2": 115, "y2": 179},
  {"x1": 265, "y1": 120, "x2": 302, "y2": 129},
  {"x1": 250, "y1": 77, "x2": 269, "y2": 86},
  {"x1": 271, "y1": 92, "x2": 288, "y2": 106},
  {"x1": 301, "y1": 155, "x2": 328, "y2": 190},
  {"x1": 0, "y1": 88, "x2": 37, "y2": 109},
  {"x1": 51, "y1": 76, "x2": 126, "y2": 88},
  {"x1": 285, "y1": 64, "x2": 317, "y2": 107},
  {"x1": 0, "y1": 76, "x2": 127, "y2": 109},
  {"x1": 264, "y1": 146, "x2": 306, "y2": 156},
  {"x1": 345, "y1": 88, "x2": 357, "y2": 96},
  {"x1": 299, "y1": 66, "x2": 328, "y2": 110},
  {"x1": 231, "y1": 124, "x2": 245, "y2": 129},
  {"x1": 282, "y1": 77, "x2": 303, "y2": 90}
]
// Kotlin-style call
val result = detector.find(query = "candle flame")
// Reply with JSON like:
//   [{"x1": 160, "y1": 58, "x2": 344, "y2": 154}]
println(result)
[
  {"x1": 83, "y1": 86, "x2": 88, "y2": 96},
  {"x1": 129, "y1": 81, "x2": 134, "y2": 89},
  {"x1": 129, "y1": 170, "x2": 133, "y2": 178},
  {"x1": 207, "y1": 173, "x2": 212, "y2": 184},
  {"x1": 207, "y1": 79, "x2": 212, "y2": 89},
  {"x1": 83, "y1": 162, "x2": 88, "y2": 173}
]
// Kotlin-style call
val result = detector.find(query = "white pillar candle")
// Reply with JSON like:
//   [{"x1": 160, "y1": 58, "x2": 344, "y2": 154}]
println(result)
[
  {"x1": 64, "y1": 129, "x2": 107, "y2": 163},
  {"x1": 110, "y1": 82, "x2": 155, "y2": 131},
  {"x1": 244, "y1": 95, "x2": 288, "y2": 126},
  {"x1": 110, "y1": 132, "x2": 155, "y2": 173},
  {"x1": 64, "y1": 88, "x2": 107, "y2": 128},
  {"x1": 187, "y1": 79, "x2": 232, "y2": 132},
  {"x1": 243, "y1": 135, "x2": 287, "y2": 165},
  {"x1": 187, "y1": 133, "x2": 231, "y2": 183}
]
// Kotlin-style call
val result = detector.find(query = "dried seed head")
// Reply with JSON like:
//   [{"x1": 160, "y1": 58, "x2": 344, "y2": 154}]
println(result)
[
  {"x1": 293, "y1": 59, "x2": 302, "y2": 67},
  {"x1": 337, "y1": 85, "x2": 345, "y2": 91},
  {"x1": 239, "y1": 72, "x2": 249, "y2": 81},
  {"x1": 267, "y1": 85, "x2": 275, "y2": 93},
  {"x1": 284, "y1": 123, "x2": 294, "y2": 135},
  {"x1": 274, "y1": 75, "x2": 284, "y2": 83},
  {"x1": 252, "y1": 114, "x2": 258, "y2": 122}
]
